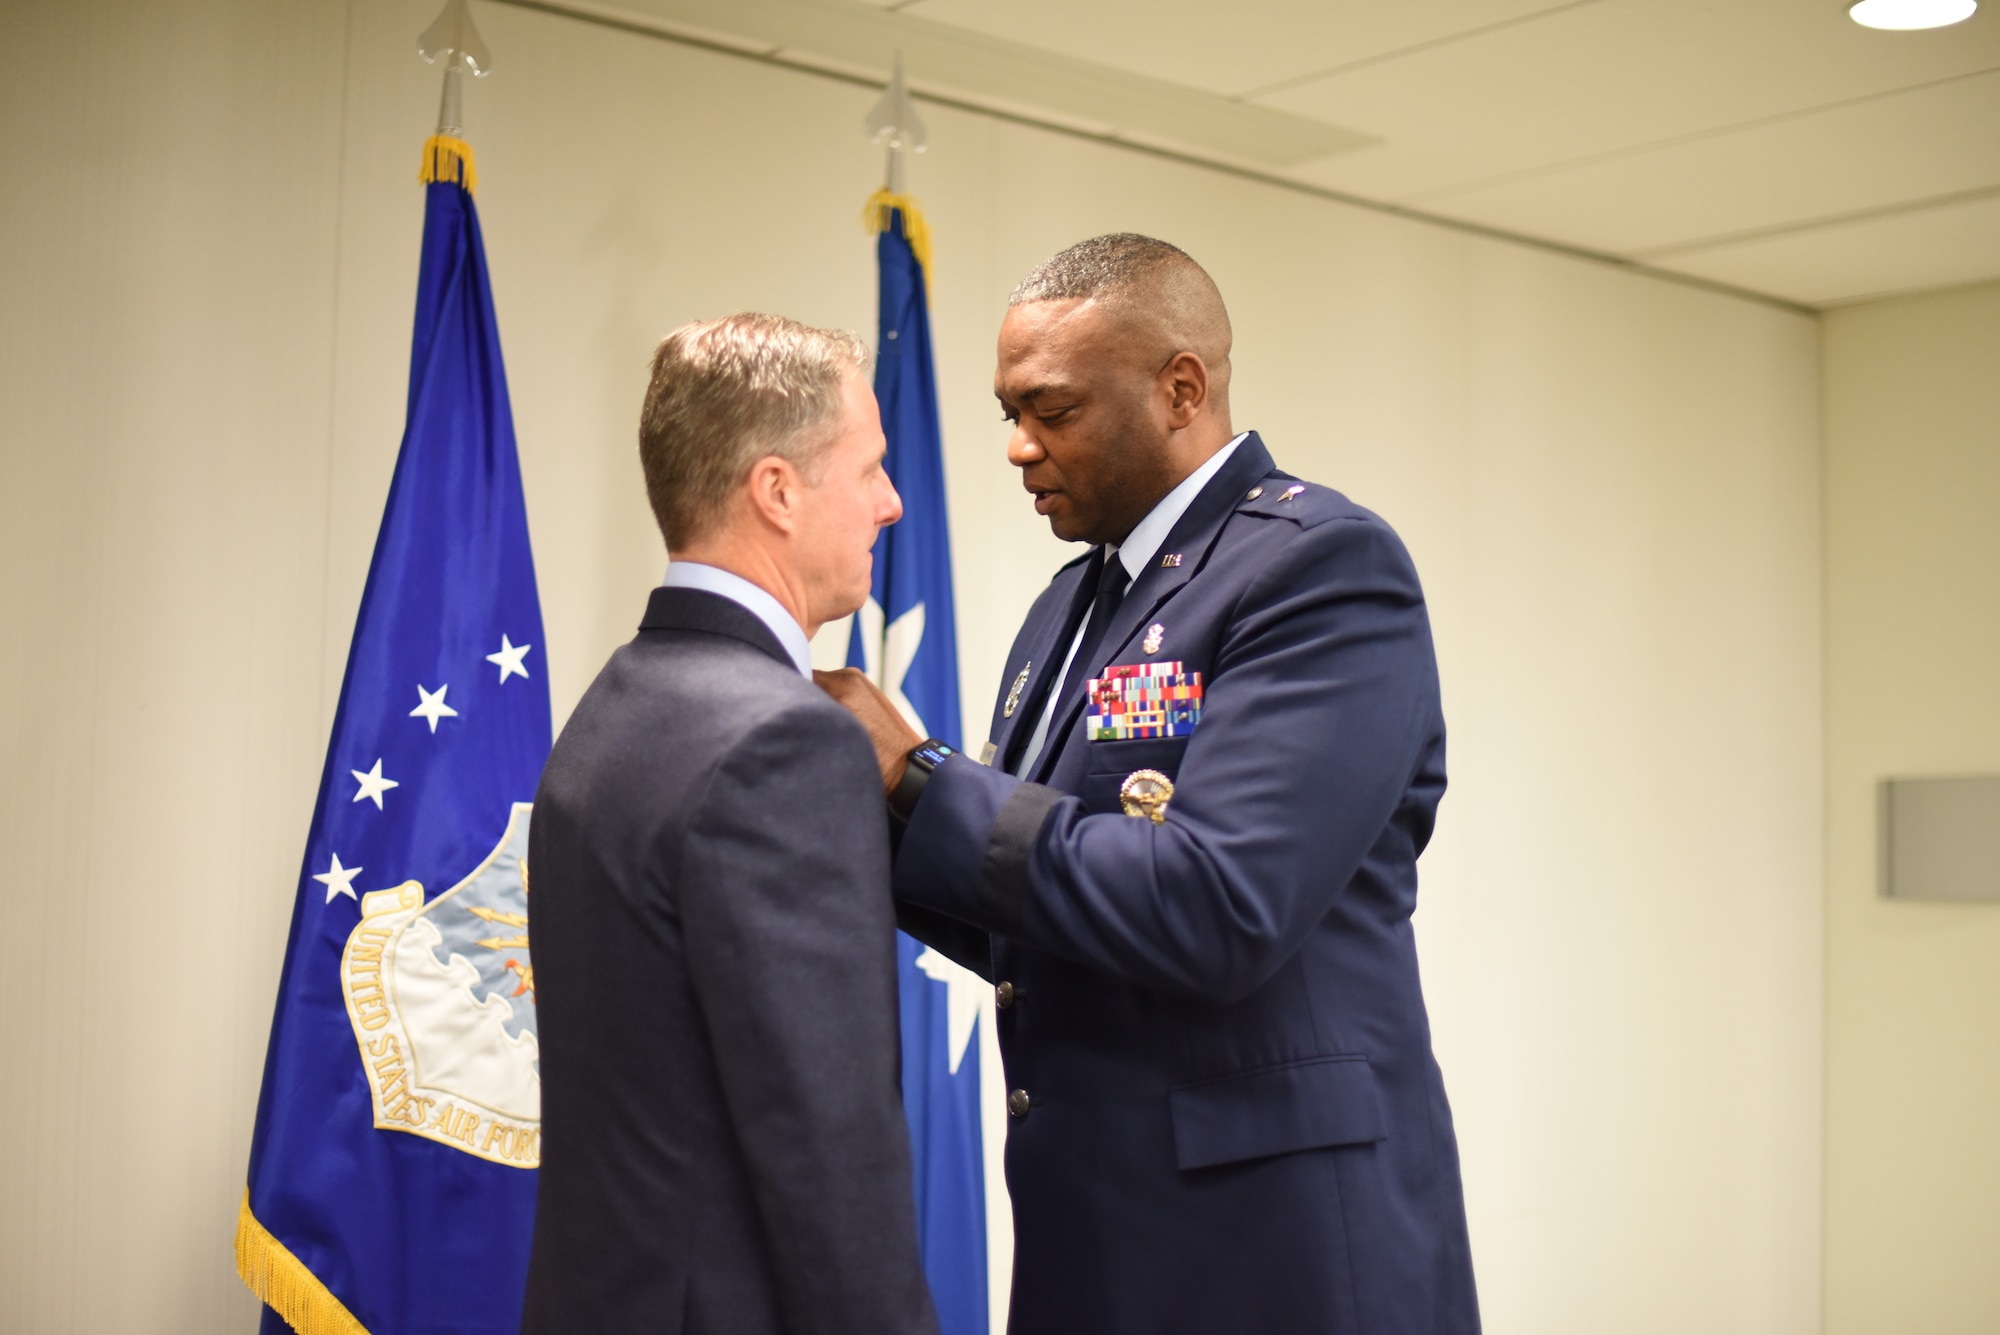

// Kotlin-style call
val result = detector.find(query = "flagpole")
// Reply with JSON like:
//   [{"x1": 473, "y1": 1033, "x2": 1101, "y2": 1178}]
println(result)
[
  {"x1": 858, "y1": 62, "x2": 1006, "y2": 1335},
  {"x1": 420, "y1": 0, "x2": 492, "y2": 138},
  {"x1": 416, "y1": 0, "x2": 491, "y2": 193}
]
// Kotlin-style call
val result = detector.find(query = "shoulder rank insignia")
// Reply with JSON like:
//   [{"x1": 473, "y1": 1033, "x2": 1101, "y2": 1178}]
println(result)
[
  {"x1": 1120, "y1": 769, "x2": 1174, "y2": 823},
  {"x1": 1278, "y1": 484, "x2": 1305, "y2": 502},
  {"x1": 1002, "y1": 662, "x2": 1031, "y2": 719}
]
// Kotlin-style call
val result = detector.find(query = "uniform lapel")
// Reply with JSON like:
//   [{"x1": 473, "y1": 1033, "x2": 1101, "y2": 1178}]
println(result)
[
  {"x1": 1029, "y1": 435, "x2": 1275, "y2": 783},
  {"x1": 989, "y1": 553, "x2": 1097, "y2": 769}
]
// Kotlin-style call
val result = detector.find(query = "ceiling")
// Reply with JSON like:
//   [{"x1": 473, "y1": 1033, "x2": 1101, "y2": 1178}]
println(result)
[{"x1": 554, "y1": 0, "x2": 2000, "y2": 308}]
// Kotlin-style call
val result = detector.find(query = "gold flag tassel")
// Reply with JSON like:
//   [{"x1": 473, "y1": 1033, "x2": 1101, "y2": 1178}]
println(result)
[
  {"x1": 419, "y1": 134, "x2": 478, "y2": 193},
  {"x1": 235, "y1": 1190, "x2": 373, "y2": 1335},
  {"x1": 862, "y1": 188, "x2": 933, "y2": 291}
]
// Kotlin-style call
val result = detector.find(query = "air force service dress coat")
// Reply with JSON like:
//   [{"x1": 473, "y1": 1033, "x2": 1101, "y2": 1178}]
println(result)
[
  {"x1": 894, "y1": 434, "x2": 1480, "y2": 1335},
  {"x1": 522, "y1": 588, "x2": 938, "y2": 1335}
]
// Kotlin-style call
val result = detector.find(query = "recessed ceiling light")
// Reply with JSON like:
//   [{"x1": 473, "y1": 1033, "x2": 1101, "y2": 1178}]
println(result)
[{"x1": 1848, "y1": 0, "x2": 1978, "y2": 30}]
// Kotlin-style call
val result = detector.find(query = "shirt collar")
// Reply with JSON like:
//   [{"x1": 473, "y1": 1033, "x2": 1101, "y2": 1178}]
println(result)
[
  {"x1": 1110, "y1": 432, "x2": 1248, "y2": 580},
  {"x1": 660, "y1": 561, "x2": 813, "y2": 678}
]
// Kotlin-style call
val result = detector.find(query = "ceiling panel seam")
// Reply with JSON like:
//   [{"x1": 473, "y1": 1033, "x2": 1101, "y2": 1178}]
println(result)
[
  {"x1": 1817, "y1": 271, "x2": 2000, "y2": 309},
  {"x1": 587, "y1": 0, "x2": 1376, "y2": 166},
  {"x1": 1635, "y1": 182, "x2": 2000, "y2": 260},
  {"x1": 486, "y1": 0, "x2": 1818, "y2": 316},
  {"x1": 1233, "y1": 0, "x2": 1609, "y2": 102},
  {"x1": 1404, "y1": 63, "x2": 2000, "y2": 206}
]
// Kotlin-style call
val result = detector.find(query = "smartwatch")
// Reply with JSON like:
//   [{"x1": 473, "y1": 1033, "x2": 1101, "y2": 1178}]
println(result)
[{"x1": 891, "y1": 739, "x2": 957, "y2": 819}]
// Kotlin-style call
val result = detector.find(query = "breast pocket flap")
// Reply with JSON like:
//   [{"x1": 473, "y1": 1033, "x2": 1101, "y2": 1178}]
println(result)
[
  {"x1": 1168, "y1": 1055, "x2": 1387, "y2": 1171},
  {"x1": 1079, "y1": 737, "x2": 1189, "y2": 813}
]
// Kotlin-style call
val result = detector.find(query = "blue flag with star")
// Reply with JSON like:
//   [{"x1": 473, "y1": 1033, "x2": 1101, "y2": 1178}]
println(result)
[
  {"x1": 238, "y1": 135, "x2": 549, "y2": 1335},
  {"x1": 852, "y1": 190, "x2": 989, "y2": 1335}
]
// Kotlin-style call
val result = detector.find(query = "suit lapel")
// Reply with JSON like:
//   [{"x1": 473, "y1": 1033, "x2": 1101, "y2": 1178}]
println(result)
[{"x1": 1029, "y1": 435, "x2": 1275, "y2": 783}]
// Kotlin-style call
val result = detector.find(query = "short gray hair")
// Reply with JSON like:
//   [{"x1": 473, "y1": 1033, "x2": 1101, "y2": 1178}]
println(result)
[
  {"x1": 1009, "y1": 233, "x2": 1201, "y2": 307},
  {"x1": 639, "y1": 313, "x2": 869, "y2": 548}
]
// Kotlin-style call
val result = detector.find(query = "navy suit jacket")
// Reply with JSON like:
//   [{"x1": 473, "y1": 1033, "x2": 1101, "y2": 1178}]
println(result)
[
  {"x1": 523, "y1": 588, "x2": 937, "y2": 1335},
  {"x1": 895, "y1": 434, "x2": 1479, "y2": 1334}
]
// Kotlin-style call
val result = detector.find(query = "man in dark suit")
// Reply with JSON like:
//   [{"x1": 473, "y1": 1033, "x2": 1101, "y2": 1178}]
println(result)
[
  {"x1": 822, "y1": 236, "x2": 1479, "y2": 1334},
  {"x1": 523, "y1": 313, "x2": 938, "y2": 1335}
]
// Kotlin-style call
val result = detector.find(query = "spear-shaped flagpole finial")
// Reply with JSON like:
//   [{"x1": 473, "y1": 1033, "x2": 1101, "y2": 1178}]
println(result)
[
  {"x1": 864, "y1": 53, "x2": 927, "y2": 194},
  {"x1": 420, "y1": 0, "x2": 494, "y2": 138}
]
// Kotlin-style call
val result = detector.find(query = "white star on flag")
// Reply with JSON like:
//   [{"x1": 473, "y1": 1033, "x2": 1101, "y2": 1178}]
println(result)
[
  {"x1": 409, "y1": 682, "x2": 459, "y2": 733},
  {"x1": 350, "y1": 758, "x2": 400, "y2": 810},
  {"x1": 313, "y1": 853, "x2": 364, "y2": 903},
  {"x1": 486, "y1": 634, "x2": 532, "y2": 683},
  {"x1": 853, "y1": 596, "x2": 928, "y2": 734},
  {"x1": 914, "y1": 946, "x2": 985, "y2": 1074}
]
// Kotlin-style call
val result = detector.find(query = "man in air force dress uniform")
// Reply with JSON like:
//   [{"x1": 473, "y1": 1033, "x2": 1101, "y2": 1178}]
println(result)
[{"x1": 822, "y1": 236, "x2": 1479, "y2": 1335}]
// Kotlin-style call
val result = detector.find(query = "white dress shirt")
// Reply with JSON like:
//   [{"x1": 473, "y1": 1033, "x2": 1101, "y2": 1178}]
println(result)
[
  {"x1": 1010, "y1": 433, "x2": 1247, "y2": 777},
  {"x1": 661, "y1": 561, "x2": 814, "y2": 678}
]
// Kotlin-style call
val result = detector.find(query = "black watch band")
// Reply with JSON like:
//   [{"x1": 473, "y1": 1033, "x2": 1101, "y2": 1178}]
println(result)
[{"x1": 891, "y1": 739, "x2": 957, "y2": 820}]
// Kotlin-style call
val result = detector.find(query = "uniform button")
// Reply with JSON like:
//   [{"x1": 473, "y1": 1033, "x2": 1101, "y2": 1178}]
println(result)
[
  {"x1": 1007, "y1": 1089, "x2": 1032, "y2": 1118},
  {"x1": 995, "y1": 981, "x2": 1016, "y2": 1009}
]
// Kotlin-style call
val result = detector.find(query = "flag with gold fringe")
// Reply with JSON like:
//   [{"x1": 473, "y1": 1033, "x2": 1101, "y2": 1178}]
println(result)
[
  {"x1": 851, "y1": 188, "x2": 990, "y2": 1335},
  {"x1": 237, "y1": 132, "x2": 548, "y2": 1335}
]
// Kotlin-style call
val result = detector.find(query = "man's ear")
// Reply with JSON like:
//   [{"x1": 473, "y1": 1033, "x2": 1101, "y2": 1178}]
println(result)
[
  {"x1": 1161, "y1": 351, "x2": 1209, "y2": 430},
  {"x1": 743, "y1": 454, "x2": 805, "y2": 535}
]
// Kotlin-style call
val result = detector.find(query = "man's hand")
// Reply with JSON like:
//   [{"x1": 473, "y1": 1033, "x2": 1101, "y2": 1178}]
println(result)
[{"x1": 814, "y1": 668, "x2": 924, "y2": 794}]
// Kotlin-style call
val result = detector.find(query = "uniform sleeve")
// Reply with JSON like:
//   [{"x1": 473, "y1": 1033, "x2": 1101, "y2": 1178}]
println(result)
[
  {"x1": 895, "y1": 516, "x2": 1436, "y2": 1005},
  {"x1": 894, "y1": 902, "x2": 993, "y2": 981},
  {"x1": 679, "y1": 703, "x2": 939, "y2": 1335}
]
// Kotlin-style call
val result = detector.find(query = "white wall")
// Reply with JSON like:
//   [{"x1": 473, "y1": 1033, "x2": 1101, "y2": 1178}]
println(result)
[
  {"x1": 0, "y1": 1, "x2": 1825, "y2": 1331},
  {"x1": 1821, "y1": 280, "x2": 2000, "y2": 1335}
]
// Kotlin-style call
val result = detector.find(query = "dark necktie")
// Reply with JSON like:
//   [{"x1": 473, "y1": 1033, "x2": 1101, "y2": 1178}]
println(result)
[
  {"x1": 1070, "y1": 550, "x2": 1132, "y2": 695},
  {"x1": 1026, "y1": 552, "x2": 1130, "y2": 776},
  {"x1": 1003, "y1": 548, "x2": 1129, "y2": 775}
]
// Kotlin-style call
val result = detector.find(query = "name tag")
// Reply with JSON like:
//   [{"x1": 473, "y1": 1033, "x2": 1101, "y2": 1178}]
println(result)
[{"x1": 1086, "y1": 661, "x2": 1204, "y2": 741}]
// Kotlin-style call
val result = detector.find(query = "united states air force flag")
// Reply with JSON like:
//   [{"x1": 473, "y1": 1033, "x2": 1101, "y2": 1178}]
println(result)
[
  {"x1": 853, "y1": 190, "x2": 993, "y2": 1335},
  {"x1": 237, "y1": 135, "x2": 549, "y2": 1335}
]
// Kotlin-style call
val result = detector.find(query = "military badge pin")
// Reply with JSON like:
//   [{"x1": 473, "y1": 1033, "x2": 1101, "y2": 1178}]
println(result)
[
  {"x1": 1120, "y1": 769, "x2": 1174, "y2": 823},
  {"x1": 1002, "y1": 661, "x2": 1031, "y2": 719},
  {"x1": 1142, "y1": 623, "x2": 1165, "y2": 655}
]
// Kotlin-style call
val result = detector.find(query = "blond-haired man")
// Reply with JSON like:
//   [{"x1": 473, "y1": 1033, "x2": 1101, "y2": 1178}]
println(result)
[{"x1": 522, "y1": 314, "x2": 938, "y2": 1335}]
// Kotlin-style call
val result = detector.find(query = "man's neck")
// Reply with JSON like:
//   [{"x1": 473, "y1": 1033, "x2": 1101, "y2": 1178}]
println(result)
[
  {"x1": 1106, "y1": 419, "x2": 1235, "y2": 546},
  {"x1": 666, "y1": 539, "x2": 815, "y2": 638},
  {"x1": 1107, "y1": 429, "x2": 1247, "y2": 573}
]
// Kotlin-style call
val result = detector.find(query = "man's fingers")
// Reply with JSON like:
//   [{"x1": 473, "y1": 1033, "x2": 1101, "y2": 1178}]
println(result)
[
  {"x1": 813, "y1": 669, "x2": 910, "y2": 789},
  {"x1": 814, "y1": 666, "x2": 875, "y2": 705}
]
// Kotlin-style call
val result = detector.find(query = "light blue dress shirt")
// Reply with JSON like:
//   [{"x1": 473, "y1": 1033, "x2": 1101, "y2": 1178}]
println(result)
[
  {"x1": 1011, "y1": 432, "x2": 1247, "y2": 776},
  {"x1": 661, "y1": 560, "x2": 814, "y2": 678}
]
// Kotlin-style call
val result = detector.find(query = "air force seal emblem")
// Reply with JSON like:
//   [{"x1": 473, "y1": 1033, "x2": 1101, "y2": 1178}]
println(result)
[{"x1": 341, "y1": 802, "x2": 541, "y2": 1167}]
